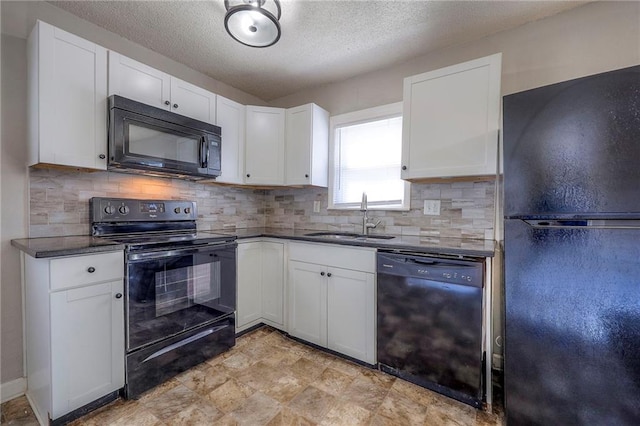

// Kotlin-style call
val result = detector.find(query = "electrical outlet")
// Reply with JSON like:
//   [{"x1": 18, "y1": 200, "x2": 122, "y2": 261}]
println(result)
[
  {"x1": 423, "y1": 200, "x2": 441, "y2": 216},
  {"x1": 313, "y1": 201, "x2": 321, "y2": 213}
]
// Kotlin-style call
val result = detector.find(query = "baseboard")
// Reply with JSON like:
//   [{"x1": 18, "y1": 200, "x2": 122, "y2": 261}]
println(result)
[{"x1": 1, "y1": 377, "x2": 27, "y2": 403}]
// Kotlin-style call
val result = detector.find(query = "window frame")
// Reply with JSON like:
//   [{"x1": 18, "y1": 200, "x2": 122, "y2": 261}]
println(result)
[{"x1": 328, "y1": 102, "x2": 410, "y2": 211}]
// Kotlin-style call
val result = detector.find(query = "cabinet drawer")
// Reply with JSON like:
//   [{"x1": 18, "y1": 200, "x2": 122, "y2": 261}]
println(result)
[
  {"x1": 289, "y1": 242, "x2": 375, "y2": 273},
  {"x1": 50, "y1": 251, "x2": 123, "y2": 291}
]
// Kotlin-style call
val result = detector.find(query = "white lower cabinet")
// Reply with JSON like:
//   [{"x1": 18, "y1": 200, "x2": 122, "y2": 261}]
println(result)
[
  {"x1": 236, "y1": 240, "x2": 285, "y2": 332},
  {"x1": 288, "y1": 242, "x2": 376, "y2": 364},
  {"x1": 288, "y1": 261, "x2": 327, "y2": 346},
  {"x1": 326, "y1": 267, "x2": 375, "y2": 363},
  {"x1": 23, "y1": 251, "x2": 125, "y2": 423}
]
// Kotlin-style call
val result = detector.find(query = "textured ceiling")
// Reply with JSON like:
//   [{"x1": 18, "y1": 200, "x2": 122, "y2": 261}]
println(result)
[{"x1": 49, "y1": 0, "x2": 588, "y2": 101}]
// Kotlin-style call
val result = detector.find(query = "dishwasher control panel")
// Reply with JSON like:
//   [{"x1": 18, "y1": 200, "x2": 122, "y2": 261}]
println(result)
[{"x1": 377, "y1": 252, "x2": 483, "y2": 287}]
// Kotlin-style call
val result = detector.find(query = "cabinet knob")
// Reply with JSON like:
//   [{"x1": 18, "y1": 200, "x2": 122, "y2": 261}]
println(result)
[
  {"x1": 320, "y1": 271, "x2": 325, "y2": 276},
  {"x1": 402, "y1": 165, "x2": 407, "y2": 170},
  {"x1": 98, "y1": 154, "x2": 106, "y2": 159},
  {"x1": 164, "y1": 100, "x2": 170, "y2": 106},
  {"x1": 115, "y1": 293, "x2": 123, "y2": 299},
  {"x1": 327, "y1": 272, "x2": 332, "y2": 277},
  {"x1": 246, "y1": 174, "x2": 250, "y2": 178},
  {"x1": 87, "y1": 267, "x2": 96, "y2": 273},
  {"x1": 173, "y1": 103, "x2": 179, "y2": 109},
  {"x1": 305, "y1": 174, "x2": 309, "y2": 178}
]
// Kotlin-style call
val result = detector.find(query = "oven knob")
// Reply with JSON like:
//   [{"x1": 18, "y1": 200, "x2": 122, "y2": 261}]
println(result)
[
  {"x1": 104, "y1": 205, "x2": 115, "y2": 215},
  {"x1": 174, "y1": 207, "x2": 181, "y2": 214},
  {"x1": 118, "y1": 205, "x2": 130, "y2": 215},
  {"x1": 184, "y1": 207, "x2": 191, "y2": 214}
]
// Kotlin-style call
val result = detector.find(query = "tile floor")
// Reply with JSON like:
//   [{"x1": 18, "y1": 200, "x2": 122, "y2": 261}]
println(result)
[{"x1": 1, "y1": 326, "x2": 504, "y2": 425}]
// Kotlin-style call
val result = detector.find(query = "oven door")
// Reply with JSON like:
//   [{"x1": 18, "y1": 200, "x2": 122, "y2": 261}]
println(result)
[{"x1": 126, "y1": 242, "x2": 236, "y2": 351}]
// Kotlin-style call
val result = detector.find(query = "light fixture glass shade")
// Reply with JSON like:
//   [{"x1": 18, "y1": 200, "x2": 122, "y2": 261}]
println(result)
[{"x1": 224, "y1": 0, "x2": 281, "y2": 48}]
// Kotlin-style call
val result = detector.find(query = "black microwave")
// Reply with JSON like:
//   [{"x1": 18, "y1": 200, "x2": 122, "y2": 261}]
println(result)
[{"x1": 108, "y1": 95, "x2": 221, "y2": 179}]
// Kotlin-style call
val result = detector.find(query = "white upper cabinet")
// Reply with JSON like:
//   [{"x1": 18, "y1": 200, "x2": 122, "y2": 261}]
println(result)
[
  {"x1": 108, "y1": 51, "x2": 169, "y2": 110},
  {"x1": 215, "y1": 96, "x2": 246, "y2": 184},
  {"x1": 170, "y1": 78, "x2": 216, "y2": 123},
  {"x1": 28, "y1": 20, "x2": 108, "y2": 170},
  {"x1": 108, "y1": 52, "x2": 216, "y2": 123},
  {"x1": 285, "y1": 104, "x2": 329, "y2": 187},
  {"x1": 245, "y1": 106, "x2": 286, "y2": 185},
  {"x1": 401, "y1": 53, "x2": 502, "y2": 180}
]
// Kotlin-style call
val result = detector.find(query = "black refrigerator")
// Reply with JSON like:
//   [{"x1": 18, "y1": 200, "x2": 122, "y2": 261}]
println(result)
[{"x1": 503, "y1": 65, "x2": 640, "y2": 425}]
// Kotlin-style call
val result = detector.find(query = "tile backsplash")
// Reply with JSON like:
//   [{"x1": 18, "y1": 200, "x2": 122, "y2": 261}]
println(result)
[
  {"x1": 266, "y1": 180, "x2": 496, "y2": 240},
  {"x1": 28, "y1": 168, "x2": 266, "y2": 238},
  {"x1": 29, "y1": 168, "x2": 496, "y2": 240}
]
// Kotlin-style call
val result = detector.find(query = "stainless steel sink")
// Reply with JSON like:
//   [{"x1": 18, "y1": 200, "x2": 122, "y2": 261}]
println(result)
[
  {"x1": 304, "y1": 232, "x2": 395, "y2": 240},
  {"x1": 362, "y1": 234, "x2": 396, "y2": 240}
]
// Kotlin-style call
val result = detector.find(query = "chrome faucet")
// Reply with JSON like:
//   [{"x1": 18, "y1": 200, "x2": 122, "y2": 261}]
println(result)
[{"x1": 360, "y1": 192, "x2": 381, "y2": 236}]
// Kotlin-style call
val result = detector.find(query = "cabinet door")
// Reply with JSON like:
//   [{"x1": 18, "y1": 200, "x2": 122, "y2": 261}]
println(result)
[
  {"x1": 215, "y1": 96, "x2": 246, "y2": 184},
  {"x1": 170, "y1": 78, "x2": 216, "y2": 123},
  {"x1": 285, "y1": 105, "x2": 312, "y2": 185},
  {"x1": 327, "y1": 268, "x2": 375, "y2": 364},
  {"x1": 401, "y1": 53, "x2": 501, "y2": 180},
  {"x1": 33, "y1": 21, "x2": 108, "y2": 169},
  {"x1": 285, "y1": 104, "x2": 329, "y2": 187},
  {"x1": 261, "y1": 242, "x2": 285, "y2": 328},
  {"x1": 108, "y1": 51, "x2": 170, "y2": 110},
  {"x1": 288, "y1": 261, "x2": 327, "y2": 346},
  {"x1": 237, "y1": 242, "x2": 263, "y2": 330},
  {"x1": 50, "y1": 280, "x2": 124, "y2": 418},
  {"x1": 245, "y1": 106, "x2": 285, "y2": 185}
]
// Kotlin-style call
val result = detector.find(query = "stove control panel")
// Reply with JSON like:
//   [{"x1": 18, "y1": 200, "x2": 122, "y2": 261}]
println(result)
[{"x1": 91, "y1": 197, "x2": 197, "y2": 222}]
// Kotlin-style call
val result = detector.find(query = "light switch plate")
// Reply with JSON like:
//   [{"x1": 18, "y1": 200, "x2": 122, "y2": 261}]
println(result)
[
  {"x1": 423, "y1": 200, "x2": 441, "y2": 216},
  {"x1": 313, "y1": 201, "x2": 321, "y2": 213}
]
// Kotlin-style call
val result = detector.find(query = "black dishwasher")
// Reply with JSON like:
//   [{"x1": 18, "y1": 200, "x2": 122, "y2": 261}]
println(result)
[{"x1": 377, "y1": 251, "x2": 484, "y2": 407}]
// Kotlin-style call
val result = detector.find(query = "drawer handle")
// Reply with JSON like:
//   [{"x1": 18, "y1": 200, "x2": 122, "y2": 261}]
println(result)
[
  {"x1": 320, "y1": 271, "x2": 325, "y2": 276},
  {"x1": 115, "y1": 293, "x2": 123, "y2": 299},
  {"x1": 327, "y1": 272, "x2": 332, "y2": 277},
  {"x1": 87, "y1": 267, "x2": 96, "y2": 273}
]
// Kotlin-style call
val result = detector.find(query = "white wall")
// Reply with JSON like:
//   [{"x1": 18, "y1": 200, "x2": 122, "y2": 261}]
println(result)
[
  {"x1": 269, "y1": 2, "x2": 640, "y2": 115},
  {"x1": 2, "y1": 0, "x2": 639, "y2": 388},
  {"x1": 0, "y1": 1, "x2": 267, "y2": 106},
  {"x1": 1, "y1": 34, "x2": 29, "y2": 386},
  {"x1": 0, "y1": 0, "x2": 268, "y2": 388}
]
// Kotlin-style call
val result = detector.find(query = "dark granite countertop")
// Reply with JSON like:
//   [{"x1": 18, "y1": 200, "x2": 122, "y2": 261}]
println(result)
[
  {"x1": 216, "y1": 227, "x2": 495, "y2": 258},
  {"x1": 11, "y1": 236, "x2": 124, "y2": 258},
  {"x1": 12, "y1": 228, "x2": 495, "y2": 259}
]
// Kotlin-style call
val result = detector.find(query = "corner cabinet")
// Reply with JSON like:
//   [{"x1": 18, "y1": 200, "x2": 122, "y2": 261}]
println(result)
[
  {"x1": 108, "y1": 51, "x2": 216, "y2": 123},
  {"x1": 23, "y1": 251, "x2": 125, "y2": 423},
  {"x1": 28, "y1": 20, "x2": 108, "y2": 170},
  {"x1": 401, "y1": 53, "x2": 502, "y2": 180},
  {"x1": 288, "y1": 242, "x2": 376, "y2": 364},
  {"x1": 285, "y1": 104, "x2": 329, "y2": 187},
  {"x1": 244, "y1": 106, "x2": 286, "y2": 185},
  {"x1": 236, "y1": 240, "x2": 286, "y2": 332}
]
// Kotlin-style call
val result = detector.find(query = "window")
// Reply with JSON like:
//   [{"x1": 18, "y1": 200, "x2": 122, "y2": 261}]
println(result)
[{"x1": 329, "y1": 102, "x2": 409, "y2": 210}]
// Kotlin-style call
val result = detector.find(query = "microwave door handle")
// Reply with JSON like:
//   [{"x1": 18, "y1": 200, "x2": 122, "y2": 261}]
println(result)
[{"x1": 199, "y1": 137, "x2": 209, "y2": 169}]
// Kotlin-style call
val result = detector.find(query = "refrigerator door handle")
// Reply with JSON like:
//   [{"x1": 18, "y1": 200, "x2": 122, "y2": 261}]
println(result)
[{"x1": 524, "y1": 219, "x2": 640, "y2": 229}]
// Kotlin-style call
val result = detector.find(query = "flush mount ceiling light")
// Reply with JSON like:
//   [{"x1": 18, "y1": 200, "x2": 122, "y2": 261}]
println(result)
[{"x1": 224, "y1": 0, "x2": 281, "y2": 48}]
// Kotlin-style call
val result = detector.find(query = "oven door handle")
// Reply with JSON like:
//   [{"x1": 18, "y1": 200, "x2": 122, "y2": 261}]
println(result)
[
  {"x1": 128, "y1": 242, "x2": 236, "y2": 262},
  {"x1": 141, "y1": 324, "x2": 230, "y2": 363}
]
